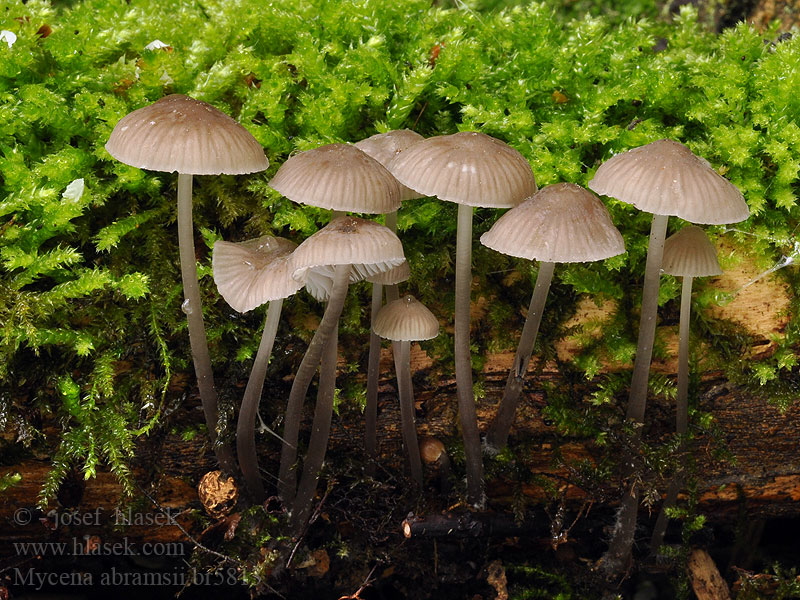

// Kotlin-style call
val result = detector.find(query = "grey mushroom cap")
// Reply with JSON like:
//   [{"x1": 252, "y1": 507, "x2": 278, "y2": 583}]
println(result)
[
  {"x1": 662, "y1": 225, "x2": 722, "y2": 278},
  {"x1": 269, "y1": 143, "x2": 402, "y2": 214},
  {"x1": 480, "y1": 183, "x2": 625, "y2": 263},
  {"x1": 105, "y1": 94, "x2": 269, "y2": 175},
  {"x1": 290, "y1": 216, "x2": 406, "y2": 298},
  {"x1": 355, "y1": 130, "x2": 425, "y2": 201},
  {"x1": 212, "y1": 236, "x2": 302, "y2": 312},
  {"x1": 588, "y1": 139, "x2": 749, "y2": 225},
  {"x1": 372, "y1": 294, "x2": 439, "y2": 342},
  {"x1": 387, "y1": 131, "x2": 537, "y2": 208}
]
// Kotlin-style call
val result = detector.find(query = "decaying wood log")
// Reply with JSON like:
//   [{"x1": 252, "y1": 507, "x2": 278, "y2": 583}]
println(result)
[{"x1": 2, "y1": 364, "x2": 799, "y2": 552}]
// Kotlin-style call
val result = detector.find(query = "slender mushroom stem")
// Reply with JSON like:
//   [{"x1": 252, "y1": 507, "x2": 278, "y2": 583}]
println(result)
[
  {"x1": 454, "y1": 203, "x2": 484, "y2": 508},
  {"x1": 365, "y1": 284, "x2": 383, "y2": 474},
  {"x1": 176, "y1": 173, "x2": 236, "y2": 475},
  {"x1": 650, "y1": 274, "x2": 694, "y2": 552},
  {"x1": 485, "y1": 260, "x2": 555, "y2": 453},
  {"x1": 602, "y1": 212, "x2": 669, "y2": 574},
  {"x1": 626, "y1": 213, "x2": 669, "y2": 423},
  {"x1": 290, "y1": 265, "x2": 350, "y2": 532},
  {"x1": 278, "y1": 211, "x2": 347, "y2": 504},
  {"x1": 237, "y1": 298, "x2": 283, "y2": 503},
  {"x1": 364, "y1": 209, "x2": 401, "y2": 475},
  {"x1": 395, "y1": 339, "x2": 424, "y2": 487},
  {"x1": 676, "y1": 275, "x2": 693, "y2": 436}
]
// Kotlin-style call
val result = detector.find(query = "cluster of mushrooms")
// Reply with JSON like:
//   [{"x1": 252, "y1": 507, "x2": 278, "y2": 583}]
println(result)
[{"x1": 105, "y1": 95, "x2": 748, "y2": 562}]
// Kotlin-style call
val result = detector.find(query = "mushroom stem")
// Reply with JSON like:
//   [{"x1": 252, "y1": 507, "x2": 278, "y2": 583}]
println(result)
[
  {"x1": 650, "y1": 274, "x2": 694, "y2": 552},
  {"x1": 290, "y1": 265, "x2": 350, "y2": 532},
  {"x1": 395, "y1": 339, "x2": 424, "y2": 487},
  {"x1": 237, "y1": 298, "x2": 283, "y2": 503},
  {"x1": 365, "y1": 283, "x2": 383, "y2": 474},
  {"x1": 676, "y1": 275, "x2": 693, "y2": 436},
  {"x1": 454, "y1": 203, "x2": 485, "y2": 508},
  {"x1": 366, "y1": 210, "x2": 401, "y2": 473},
  {"x1": 176, "y1": 173, "x2": 236, "y2": 475},
  {"x1": 627, "y1": 213, "x2": 669, "y2": 424},
  {"x1": 367, "y1": 209, "x2": 403, "y2": 474},
  {"x1": 602, "y1": 212, "x2": 668, "y2": 574},
  {"x1": 485, "y1": 260, "x2": 555, "y2": 453}
]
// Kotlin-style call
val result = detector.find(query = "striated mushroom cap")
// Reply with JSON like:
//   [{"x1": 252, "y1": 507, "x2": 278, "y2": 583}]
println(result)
[
  {"x1": 588, "y1": 139, "x2": 749, "y2": 225},
  {"x1": 372, "y1": 294, "x2": 439, "y2": 342},
  {"x1": 355, "y1": 130, "x2": 425, "y2": 201},
  {"x1": 212, "y1": 236, "x2": 302, "y2": 313},
  {"x1": 290, "y1": 216, "x2": 405, "y2": 300},
  {"x1": 662, "y1": 225, "x2": 722, "y2": 278},
  {"x1": 105, "y1": 94, "x2": 268, "y2": 175},
  {"x1": 387, "y1": 131, "x2": 537, "y2": 208},
  {"x1": 269, "y1": 143, "x2": 402, "y2": 214},
  {"x1": 480, "y1": 183, "x2": 625, "y2": 263}
]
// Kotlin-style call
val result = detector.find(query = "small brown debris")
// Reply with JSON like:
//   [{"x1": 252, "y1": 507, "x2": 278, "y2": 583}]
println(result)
[
  {"x1": 486, "y1": 559, "x2": 509, "y2": 600},
  {"x1": 688, "y1": 548, "x2": 731, "y2": 600},
  {"x1": 197, "y1": 470, "x2": 238, "y2": 518}
]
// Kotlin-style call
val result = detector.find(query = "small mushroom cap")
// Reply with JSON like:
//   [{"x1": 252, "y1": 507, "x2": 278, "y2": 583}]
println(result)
[
  {"x1": 419, "y1": 436, "x2": 446, "y2": 464},
  {"x1": 290, "y1": 216, "x2": 405, "y2": 297},
  {"x1": 269, "y1": 143, "x2": 402, "y2": 214},
  {"x1": 480, "y1": 183, "x2": 625, "y2": 263},
  {"x1": 355, "y1": 130, "x2": 425, "y2": 201},
  {"x1": 212, "y1": 236, "x2": 302, "y2": 312},
  {"x1": 588, "y1": 139, "x2": 749, "y2": 225},
  {"x1": 105, "y1": 94, "x2": 269, "y2": 175},
  {"x1": 662, "y1": 225, "x2": 722, "y2": 277},
  {"x1": 387, "y1": 131, "x2": 537, "y2": 208},
  {"x1": 372, "y1": 294, "x2": 439, "y2": 341}
]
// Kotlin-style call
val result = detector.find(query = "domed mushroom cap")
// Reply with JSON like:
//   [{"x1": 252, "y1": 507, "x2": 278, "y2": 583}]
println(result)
[
  {"x1": 269, "y1": 143, "x2": 402, "y2": 214},
  {"x1": 290, "y1": 216, "x2": 405, "y2": 298},
  {"x1": 662, "y1": 225, "x2": 722, "y2": 277},
  {"x1": 373, "y1": 294, "x2": 439, "y2": 342},
  {"x1": 105, "y1": 94, "x2": 269, "y2": 175},
  {"x1": 387, "y1": 131, "x2": 537, "y2": 208},
  {"x1": 355, "y1": 130, "x2": 425, "y2": 201},
  {"x1": 212, "y1": 236, "x2": 302, "y2": 312},
  {"x1": 480, "y1": 183, "x2": 625, "y2": 263},
  {"x1": 588, "y1": 139, "x2": 749, "y2": 225}
]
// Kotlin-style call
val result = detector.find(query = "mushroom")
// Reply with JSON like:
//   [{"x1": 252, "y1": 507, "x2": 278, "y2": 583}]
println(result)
[
  {"x1": 388, "y1": 131, "x2": 536, "y2": 507},
  {"x1": 480, "y1": 183, "x2": 625, "y2": 453},
  {"x1": 588, "y1": 139, "x2": 748, "y2": 573},
  {"x1": 268, "y1": 143, "x2": 401, "y2": 503},
  {"x1": 372, "y1": 294, "x2": 439, "y2": 486},
  {"x1": 355, "y1": 130, "x2": 424, "y2": 471},
  {"x1": 212, "y1": 235, "x2": 302, "y2": 502},
  {"x1": 650, "y1": 225, "x2": 721, "y2": 552},
  {"x1": 105, "y1": 94, "x2": 269, "y2": 474},
  {"x1": 287, "y1": 216, "x2": 405, "y2": 531}
]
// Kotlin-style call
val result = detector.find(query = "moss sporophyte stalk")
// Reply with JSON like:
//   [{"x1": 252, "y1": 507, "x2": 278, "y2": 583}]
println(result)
[{"x1": 1, "y1": 0, "x2": 798, "y2": 592}]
